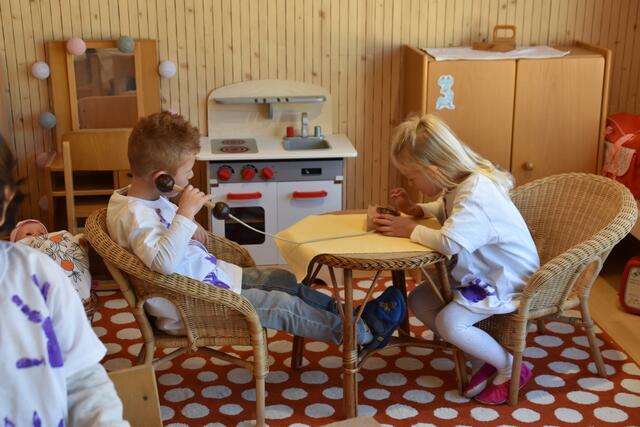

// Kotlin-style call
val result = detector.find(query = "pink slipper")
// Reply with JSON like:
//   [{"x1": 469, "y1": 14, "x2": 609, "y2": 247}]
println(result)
[
  {"x1": 463, "y1": 363, "x2": 497, "y2": 398},
  {"x1": 474, "y1": 364, "x2": 533, "y2": 405}
]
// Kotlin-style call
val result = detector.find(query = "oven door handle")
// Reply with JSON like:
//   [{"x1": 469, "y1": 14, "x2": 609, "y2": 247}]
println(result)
[
  {"x1": 291, "y1": 190, "x2": 328, "y2": 199},
  {"x1": 226, "y1": 192, "x2": 263, "y2": 200}
]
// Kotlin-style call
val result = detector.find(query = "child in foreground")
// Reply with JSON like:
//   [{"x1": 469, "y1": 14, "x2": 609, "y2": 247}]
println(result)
[{"x1": 374, "y1": 114, "x2": 540, "y2": 404}]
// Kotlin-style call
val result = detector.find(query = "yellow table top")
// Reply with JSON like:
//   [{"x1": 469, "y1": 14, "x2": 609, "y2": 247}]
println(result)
[{"x1": 275, "y1": 213, "x2": 439, "y2": 281}]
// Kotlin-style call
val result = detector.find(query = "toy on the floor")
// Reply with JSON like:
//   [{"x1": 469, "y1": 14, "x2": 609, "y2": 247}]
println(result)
[{"x1": 10, "y1": 219, "x2": 93, "y2": 303}]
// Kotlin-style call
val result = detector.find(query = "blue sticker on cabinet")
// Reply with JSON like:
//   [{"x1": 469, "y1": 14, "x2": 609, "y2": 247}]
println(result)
[{"x1": 436, "y1": 74, "x2": 455, "y2": 110}]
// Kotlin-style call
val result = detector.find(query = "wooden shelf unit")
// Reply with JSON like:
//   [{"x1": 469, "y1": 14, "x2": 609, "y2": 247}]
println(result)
[{"x1": 403, "y1": 41, "x2": 611, "y2": 186}]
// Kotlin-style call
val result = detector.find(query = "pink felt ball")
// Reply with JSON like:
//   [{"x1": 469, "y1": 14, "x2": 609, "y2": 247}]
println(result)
[{"x1": 66, "y1": 37, "x2": 86, "y2": 56}]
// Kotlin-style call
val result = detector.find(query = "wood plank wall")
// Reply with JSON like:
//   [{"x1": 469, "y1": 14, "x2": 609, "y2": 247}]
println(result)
[{"x1": 1, "y1": 0, "x2": 639, "y2": 222}]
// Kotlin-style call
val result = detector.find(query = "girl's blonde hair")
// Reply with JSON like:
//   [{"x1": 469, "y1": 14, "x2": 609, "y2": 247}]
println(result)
[{"x1": 391, "y1": 114, "x2": 514, "y2": 194}]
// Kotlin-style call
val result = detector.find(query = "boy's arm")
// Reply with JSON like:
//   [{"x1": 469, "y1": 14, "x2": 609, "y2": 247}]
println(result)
[
  {"x1": 67, "y1": 364, "x2": 130, "y2": 427},
  {"x1": 134, "y1": 214, "x2": 197, "y2": 275}
]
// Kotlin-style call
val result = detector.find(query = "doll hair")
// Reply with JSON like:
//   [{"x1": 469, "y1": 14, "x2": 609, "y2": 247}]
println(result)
[{"x1": 391, "y1": 114, "x2": 514, "y2": 194}]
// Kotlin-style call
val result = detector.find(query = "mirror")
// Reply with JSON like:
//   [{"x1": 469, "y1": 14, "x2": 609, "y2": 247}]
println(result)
[{"x1": 73, "y1": 47, "x2": 138, "y2": 129}]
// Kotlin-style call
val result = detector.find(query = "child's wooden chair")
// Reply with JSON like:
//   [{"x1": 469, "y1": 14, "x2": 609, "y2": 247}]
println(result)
[
  {"x1": 85, "y1": 208, "x2": 268, "y2": 426},
  {"x1": 477, "y1": 173, "x2": 638, "y2": 405}
]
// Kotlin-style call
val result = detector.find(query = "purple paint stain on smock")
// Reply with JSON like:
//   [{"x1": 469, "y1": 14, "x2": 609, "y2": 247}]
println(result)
[
  {"x1": 155, "y1": 209, "x2": 170, "y2": 229},
  {"x1": 203, "y1": 271, "x2": 230, "y2": 290},
  {"x1": 458, "y1": 278, "x2": 497, "y2": 303},
  {"x1": 42, "y1": 317, "x2": 63, "y2": 368},
  {"x1": 16, "y1": 357, "x2": 45, "y2": 369},
  {"x1": 32, "y1": 412, "x2": 41, "y2": 427},
  {"x1": 31, "y1": 275, "x2": 50, "y2": 301}
]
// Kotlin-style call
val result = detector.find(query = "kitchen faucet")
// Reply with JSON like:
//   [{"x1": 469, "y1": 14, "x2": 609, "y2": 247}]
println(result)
[{"x1": 300, "y1": 112, "x2": 309, "y2": 138}]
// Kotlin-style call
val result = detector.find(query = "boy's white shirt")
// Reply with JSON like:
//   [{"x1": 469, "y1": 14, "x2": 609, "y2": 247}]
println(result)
[
  {"x1": 107, "y1": 189, "x2": 242, "y2": 333},
  {"x1": 410, "y1": 173, "x2": 540, "y2": 314},
  {"x1": 0, "y1": 242, "x2": 127, "y2": 426}
]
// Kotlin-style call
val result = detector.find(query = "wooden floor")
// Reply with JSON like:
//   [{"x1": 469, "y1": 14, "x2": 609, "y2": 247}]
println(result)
[{"x1": 591, "y1": 236, "x2": 640, "y2": 364}]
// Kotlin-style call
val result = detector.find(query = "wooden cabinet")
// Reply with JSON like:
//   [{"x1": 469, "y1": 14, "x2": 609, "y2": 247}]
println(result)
[{"x1": 403, "y1": 42, "x2": 610, "y2": 185}]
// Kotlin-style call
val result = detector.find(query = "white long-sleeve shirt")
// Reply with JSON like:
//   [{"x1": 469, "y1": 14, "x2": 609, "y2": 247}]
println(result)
[
  {"x1": 107, "y1": 189, "x2": 242, "y2": 333},
  {"x1": 0, "y1": 242, "x2": 128, "y2": 426},
  {"x1": 409, "y1": 173, "x2": 540, "y2": 314}
]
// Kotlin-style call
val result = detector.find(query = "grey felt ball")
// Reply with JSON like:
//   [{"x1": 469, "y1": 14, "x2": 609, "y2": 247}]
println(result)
[
  {"x1": 117, "y1": 36, "x2": 135, "y2": 53},
  {"x1": 38, "y1": 112, "x2": 57, "y2": 129}
]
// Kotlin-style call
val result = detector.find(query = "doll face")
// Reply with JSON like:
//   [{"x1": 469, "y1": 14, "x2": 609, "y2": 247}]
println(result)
[{"x1": 15, "y1": 222, "x2": 47, "y2": 241}]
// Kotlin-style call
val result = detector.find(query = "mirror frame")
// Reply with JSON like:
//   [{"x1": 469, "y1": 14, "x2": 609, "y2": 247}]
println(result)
[
  {"x1": 67, "y1": 40, "x2": 141, "y2": 131},
  {"x1": 46, "y1": 39, "x2": 160, "y2": 154}
]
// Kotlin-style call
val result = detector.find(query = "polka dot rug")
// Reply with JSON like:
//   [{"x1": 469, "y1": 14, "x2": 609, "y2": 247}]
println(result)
[{"x1": 93, "y1": 278, "x2": 640, "y2": 426}]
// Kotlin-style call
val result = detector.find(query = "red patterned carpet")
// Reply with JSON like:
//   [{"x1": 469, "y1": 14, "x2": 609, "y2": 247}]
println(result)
[{"x1": 93, "y1": 278, "x2": 640, "y2": 426}]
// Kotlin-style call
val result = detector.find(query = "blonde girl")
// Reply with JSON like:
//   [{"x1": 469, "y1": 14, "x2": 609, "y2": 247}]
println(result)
[{"x1": 373, "y1": 114, "x2": 540, "y2": 404}]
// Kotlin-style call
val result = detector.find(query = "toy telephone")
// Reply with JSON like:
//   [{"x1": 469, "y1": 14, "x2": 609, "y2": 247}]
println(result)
[{"x1": 154, "y1": 174, "x2": 372, "y2": 245}]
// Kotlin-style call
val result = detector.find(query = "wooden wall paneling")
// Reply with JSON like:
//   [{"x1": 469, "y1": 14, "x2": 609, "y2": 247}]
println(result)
[
  {"x1": 616, "y1": 0, "x2": 638, "y2": 113},
  {"x1": 1, "y1": 0, "x2": 640, "y2": 223},
  {"x1": 11, "y1": 0, "x2": 39, "y2": 217},
  {"x1": 629, "y1": 5, "x2": 640, "y2": 114},
  {"x1": 185, "y1": 0, "x2": 199, "y2": 129},
  {"x1": 379, "y1": 0, "x2": 393, "y2": 206},
  {"x1": 354, "y1": 0, "x2": 365, "y2": 209}
]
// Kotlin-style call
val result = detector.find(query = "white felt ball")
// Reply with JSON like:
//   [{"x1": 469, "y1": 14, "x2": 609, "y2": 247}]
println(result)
[
  {"x1": 158, "y1": 60, "x2": 177, "y2": 78},
  {"x1": 31, "y1": 62, "x2": 50, "y2": 80}
]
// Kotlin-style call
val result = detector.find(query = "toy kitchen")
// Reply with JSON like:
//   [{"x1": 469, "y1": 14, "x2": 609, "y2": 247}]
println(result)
[{"x1": 197, "y1": 80, "x2": 357, "y2": 265}]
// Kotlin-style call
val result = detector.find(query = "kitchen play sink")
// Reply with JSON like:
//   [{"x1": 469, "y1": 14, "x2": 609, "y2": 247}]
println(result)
[{"x1": 282, "y1": 137, "x2": 330, "y2": 150}]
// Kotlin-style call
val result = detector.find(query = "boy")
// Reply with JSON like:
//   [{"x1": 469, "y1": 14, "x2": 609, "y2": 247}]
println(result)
[
  {"x1": 0, "y1": 242, "x2": 128, "y2": 426},
  {"x1": 107, "y1": 112, "x2": 403, "y2": 347}
]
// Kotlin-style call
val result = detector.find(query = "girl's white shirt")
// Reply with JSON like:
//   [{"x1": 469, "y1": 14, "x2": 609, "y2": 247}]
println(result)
[{"x1": 410, "y1": 173, "x2": 540, "y2": 314}]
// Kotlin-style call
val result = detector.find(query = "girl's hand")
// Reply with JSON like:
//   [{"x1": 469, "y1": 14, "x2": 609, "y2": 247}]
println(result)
[
  {"x1": 373, "y1": 213, "x2": 418, "y2": 238},
  {"x1": 176, "y1": 185, "x2": 211, "y2": 220},
  {"x1": 192, "y1": 223, "x2": 208, "y2": 244},
  {"x1": 390, "y1": 187, "x2": 423, "y2": 217}
]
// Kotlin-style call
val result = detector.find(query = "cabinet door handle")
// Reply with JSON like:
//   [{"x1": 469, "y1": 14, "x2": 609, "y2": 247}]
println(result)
[
  {"x1": 292, "y1": 190, "x2": 328, "y2": 199},
  {"x1": 523, "y1": 162, "x2": 534, "y2": 171},
  {"x1": 227, "y1": 192, "x2": 263, "y2": 200}
]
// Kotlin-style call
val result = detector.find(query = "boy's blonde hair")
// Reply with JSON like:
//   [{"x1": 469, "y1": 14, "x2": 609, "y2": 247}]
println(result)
[
  {"x1": 391, "y1": 114, "x2": 514, "y2": 194},
  {"x1": 128, "y1": 111, "x2": 200, "y2": 177}
]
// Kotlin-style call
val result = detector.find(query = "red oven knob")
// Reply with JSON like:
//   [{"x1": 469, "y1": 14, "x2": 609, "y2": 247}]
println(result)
[
  {"x1": 217, "y1": 166, "x2": 233, "y2": 181},
  {"x1": 241, "y1": 166, "x2": 256, "y2": 181},
  {"x1": 261, "y1": 167, "x2": 274, "y2": 180}
]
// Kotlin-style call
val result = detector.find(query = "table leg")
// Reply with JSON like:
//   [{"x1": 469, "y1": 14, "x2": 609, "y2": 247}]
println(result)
[
  {"x1": 391, "y1": 270, "x2": 410, "y2": 335},
  {"x1": 342, "y1": 268, "x2": 358, "y2": 419}
]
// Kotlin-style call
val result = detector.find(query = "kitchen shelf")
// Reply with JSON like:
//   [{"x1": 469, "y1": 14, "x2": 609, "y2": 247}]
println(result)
[{"x1": 213, "y1": 95, "x2": 326, "y2": 119}]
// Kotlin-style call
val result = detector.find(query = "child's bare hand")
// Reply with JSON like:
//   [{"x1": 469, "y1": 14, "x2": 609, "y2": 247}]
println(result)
[
  {"x1": 176, "y1": 185, "x2": 211, "y2": 220},
  {"x1": 390, "y1": 187, "x2": 423, "y2": 217},
  {"x1": 373, "y1": 213, "x2": 418, "y2": 238},
  {"x1": 192, "y1": 223, "x2": 208, "y2": 244}
]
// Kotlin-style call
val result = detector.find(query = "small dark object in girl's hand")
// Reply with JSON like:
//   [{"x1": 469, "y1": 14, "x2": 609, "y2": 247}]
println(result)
[{"x1": 366, "y1": 205, "x2": 400, "y2": 231}]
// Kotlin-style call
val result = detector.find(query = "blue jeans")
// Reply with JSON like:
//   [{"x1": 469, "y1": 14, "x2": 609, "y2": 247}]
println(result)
[{"x1": 241, "y1": 267, "x2": 368, "y2": 345}]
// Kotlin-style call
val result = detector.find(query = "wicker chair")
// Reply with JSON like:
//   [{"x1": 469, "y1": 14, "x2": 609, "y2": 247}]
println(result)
[
  {"x1": 476, "y1": 173, "x2": 637, "y2": 405},
  {"x1": 85, "y1": 208, "x2": 268, "y2": 426}
]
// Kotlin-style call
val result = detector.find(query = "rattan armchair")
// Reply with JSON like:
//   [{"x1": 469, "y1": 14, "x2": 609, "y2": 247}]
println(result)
[
  {"x1": 477, "y1": 173, "x2": 637, "y2": 405},
  {"x1": 85, "y1": 208, "x2": 268, "y2": 426}
]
